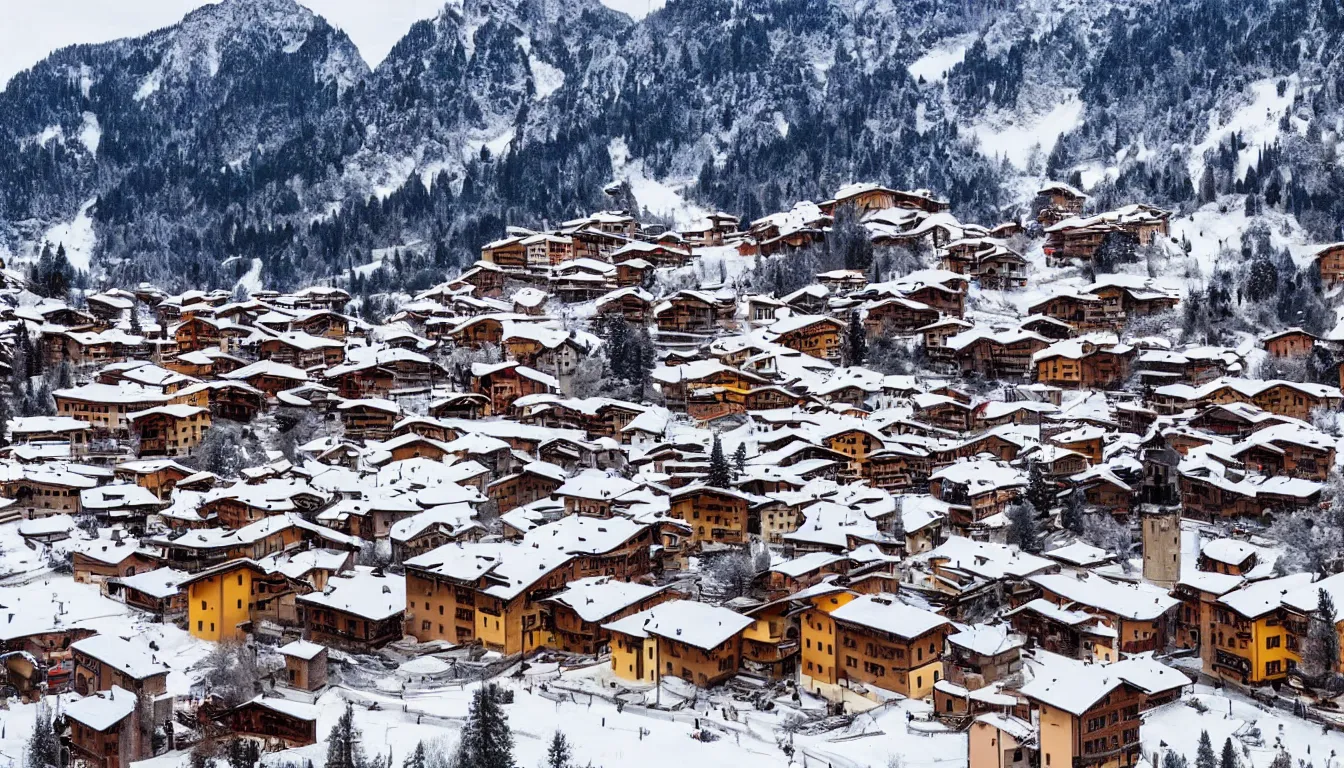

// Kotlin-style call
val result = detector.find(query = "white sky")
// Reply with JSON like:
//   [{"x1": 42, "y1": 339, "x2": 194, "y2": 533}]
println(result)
[{"x1": 0, "y1": 0, "x2": 666, "y2": 92}]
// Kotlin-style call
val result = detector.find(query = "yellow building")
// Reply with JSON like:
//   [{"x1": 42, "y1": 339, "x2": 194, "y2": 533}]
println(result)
[
  {"x1": 822, "y1": 427, "x2": 886, "y2": 480},
  {"x1": 800, "y1": 590, "x2": 860, "y2": 687},
  {"x1": 181, "y1": 559, "x2": 308, "y2": 643},
  {"x1": 804, "y1": 589, "x2": 955, "y2": 703},
  {"x1": 969, "y1": 714, "x2": 1036, "y2": 768},
  {"x1": 1210, "y1": 572, "x2": 1315, "y2": 684},
  {"x1": 605, "y1": 599, "x2": 753, "y2": 687},
  {"x1": 403, "y1": 541, "x2": 574, "y2": 655},
  {"x1": 182, "y1": 561, "x2": 268, "y2": 643}
]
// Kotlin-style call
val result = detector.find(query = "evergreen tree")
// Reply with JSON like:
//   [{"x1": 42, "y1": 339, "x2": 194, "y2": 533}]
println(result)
[
  {"x1": 1006, "y1": 502, "x2": 1042, "y2": 553},
  {"x1": 1026, "y1": 461, "x2": 1055, "y2": 515},
  {"x1": 889, "y1": 497, "x2": 907, "y2": 543},
  {"x1": 845, "y1": 312, "x2": 867, "y2": 367},
  {"x1": 457, "y1": 684, "x2": 514, "y2": 768},
  {"x1": 733, "y1": 443, "x2": 747, "y2": 476},
  {"x1": 25, "y1": 703, "x2": 59, "y2": 768},
  {"x1": 30, "y1": 243, "x2": 75, "y2": 299},
  {"x1": 1267, "y1": 750, "x2": 1292, "y2": 768},
  {"x1": 1199, "y1": 168, "x2": 1217, "y2": 204},
  {"x1": 708, "y1": 434, "x2": 733, "y2": 488},
  {"x1": 546, "y1": 731, "x2": 572, "y2": 768},
  {"x1": 53, "y1": 361, "x2": 74, "y2": 391},
  {"x1": 1195, "y1": 731, "x2": 1216, "y2": 768},
  {"x1": 403, "y1": 742, "x2": 427, "y2": 768},
  {"x1": 1061, "y1": 489, "x2": 1085, "y2": 534},
  {"x1": 325, "y1": 701, "x2": 369, "y2": 768},
  {"x1": 1245, "y1": 257, "x2": 1279, "y2": 303},
  {"x1": 1163, "y1": 752, "x2": 1190, "y2": 768},
  {"x1": 1303, "y1": 588, "x2": 1342, "y2": 687},
  {"x1": 0, "y1": 395, "x2": 11, "y2": 448},
  {"x1": 1220, "y1": 738, "x2": 1239, "y2": 768}
]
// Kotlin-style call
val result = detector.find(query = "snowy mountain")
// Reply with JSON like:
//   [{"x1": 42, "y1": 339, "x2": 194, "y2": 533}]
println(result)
[{"x1": 1, "y1": 0, "x2": 1341, "y2": 292}]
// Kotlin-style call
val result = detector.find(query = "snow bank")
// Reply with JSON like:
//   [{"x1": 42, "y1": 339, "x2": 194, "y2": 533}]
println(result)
[
  {"x1": 1189, "y1": 76, "x2": 1301, "y2": 186},
  {"x1": 40, "y1": 197, "x2": 98, "y2": 272},
  {"x1": 608, "y1": 138, "x2": 709, "y2": 228},
  {"x1": 908, "y1": 37, "x2": 971, "y2": 84},
  {"x1": 967, "y1": 95, "x2": 1084, "y2": 171}
]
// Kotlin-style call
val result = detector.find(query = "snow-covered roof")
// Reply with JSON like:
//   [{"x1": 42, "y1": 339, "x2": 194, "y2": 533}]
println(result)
[
  {"x1": 71, "y1": 634, "x2": 169, "y2": 680},
  {"x1": 1199, "y1": 538, "x2": 1257, "y2": 566},
  {"x1": 1030, "y1": 572, "x2": 1179, "y2": 621},
  {"x1": 547, "y1": 577, "x2": 668, "y2": 623},
  {"x1": 65, "y1": 686, "x2": 137, "y2": 731},
  {"x1": 114, "y1": 567, "x2": 189, "y2": 599},
  {"x1": 947, "y1": 623, "x2": 1025, "y2": 657},
  {"x1": 278, "y1": 639, "x2": 327, "y2": 660},
  {"x1": 1042, "y1": 541, "x2": 1113, "y2": 568},
  {"x1": 1218, "y1": 573, "x2": 1315, "y2": 619},
  {"x1": 1019, "y1": 650, "x2": 1185, "y2": 716},
  {"x1": 603, "y1": 599, "x2": 753, "y2": 650},
  {"x1": 296, "y1": 567, "x2": 406, "y2": 621},
  {"x1": 829, "y1": 593, "x2": 949, "y2": 639}
]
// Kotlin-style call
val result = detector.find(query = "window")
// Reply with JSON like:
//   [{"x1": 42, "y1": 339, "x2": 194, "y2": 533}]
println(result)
[{"x1": 1266, "y1": 635, "x2": 1280, "y2": 649}]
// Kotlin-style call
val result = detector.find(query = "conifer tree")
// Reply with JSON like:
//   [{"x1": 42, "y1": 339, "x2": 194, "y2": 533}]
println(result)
[
  {"x1": 1303, "y1": 588, "x2": 1342, "y2": 686},
  {"x1": 326, "y1": 701, "x2": 369, "y2": 768},
  {"x1": 1026, "y1": 461, "x2": 1055, "y2": 515},
  {"x1": 1006, "y1": 502, "x2": 1042, "y2": 553},
  {"x1": 733, "y1": 443, "x2": 747, "y2": 476},
  {"x1": 26, "y1": 703, "x2": 59, "y2": 768},
  {"x1": 546, "y1": 731, "x2": 572, "y2": 768},
  {"x1": 708, "y1": 434, "x2": 733, "y2": 488},
  {"x1": 1195, "y1": 731, "x2": 1216, "y2": 768},
  {"x1": 403, "y1": 742, "x2": 426, "y2": 768},
  {"x1": 224, "y1": 738, "x2": 260, "y2": 768},
  {"x1": 1060, "y1": 489, "x2": 1085, "y2": 534},
  {"x1": 845, "y1": 313, "x2": 867, "y2": 367},
  {"x1": 457, "y1": 684, "x2": 514, "y2": 768},
  {"x1": 1219, "y1": 738, "x2": 1239, "y2": 768}
]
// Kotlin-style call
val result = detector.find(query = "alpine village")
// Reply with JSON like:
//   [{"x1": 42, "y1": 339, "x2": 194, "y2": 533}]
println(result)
[{"x1": 8, "y1": 165, "x2": 1344, "y2": 768}]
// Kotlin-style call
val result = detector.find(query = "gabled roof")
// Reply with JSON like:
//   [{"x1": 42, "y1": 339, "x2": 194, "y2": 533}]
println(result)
[{"x1": 603, "y1": 599, "x2": 753, "y2": 650}]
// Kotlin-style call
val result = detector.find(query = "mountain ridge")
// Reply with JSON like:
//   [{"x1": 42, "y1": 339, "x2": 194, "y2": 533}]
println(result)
[{"x1": 1, "y1": 0, "x2": 1340, "y2": 295}]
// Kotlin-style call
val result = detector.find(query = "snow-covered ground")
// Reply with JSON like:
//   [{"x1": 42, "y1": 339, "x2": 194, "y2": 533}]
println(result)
[
  {"x1": 1170, "y1": 198, "x2": 1311, "y2": 278},
  {"x1": 966, "y1": 95, "x2": 1085, "y2": 171},
  {"x1": 1144, "y1": 686, "x2": 1344, "y2": 768},
  {"x1": 908, "y1": 37, "x2": 972, "y2": 85},
  {"x1": 235, "y1": 257, "x2": 264, "y2": 296},
  {"x1": 609, "y1": 138, "x2": 710, "y2": 228},
  {"x1": 37, "y1": 197, "x2": 98, "y2": 273},
  {"x1": 1188, "y1": 76, "x2": 1305, "y2": 186}
]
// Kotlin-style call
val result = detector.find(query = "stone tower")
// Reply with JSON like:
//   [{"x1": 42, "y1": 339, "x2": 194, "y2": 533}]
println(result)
[{"x1": 1141, "y1": 506, "x2": 1181, "y2": 587}]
